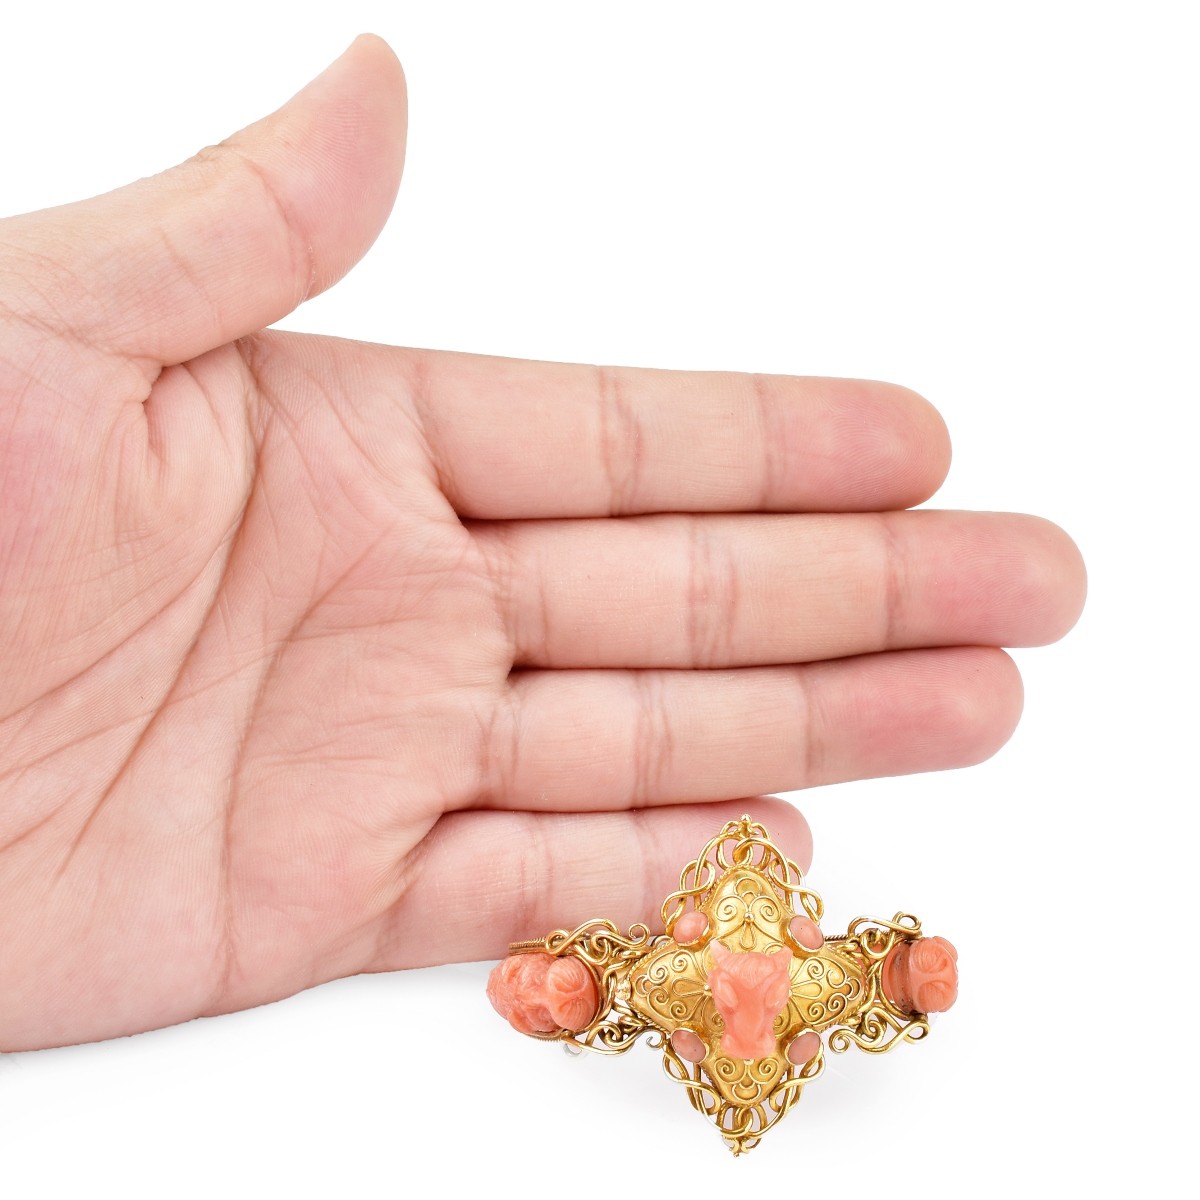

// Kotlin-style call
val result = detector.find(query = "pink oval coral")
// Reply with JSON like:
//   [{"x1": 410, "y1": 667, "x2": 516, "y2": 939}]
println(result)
[
  {"x1": 673, "y1": 911, "x2": 709, "y2": 944},
  {"x1": 671, "y1": 1029, "x2": 707, "y2": 1063},
  {"x1": 789, "y1": 915, "x2": 824, "y2": 950},
  {"x1": 786, "y1": 1030, "x2": 821, "y2": 1067}
]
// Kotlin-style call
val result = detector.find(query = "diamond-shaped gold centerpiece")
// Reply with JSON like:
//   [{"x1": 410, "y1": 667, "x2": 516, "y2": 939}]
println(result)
[{"x1": 627, "y1": 860, "x2": 867, "y2": 1113}]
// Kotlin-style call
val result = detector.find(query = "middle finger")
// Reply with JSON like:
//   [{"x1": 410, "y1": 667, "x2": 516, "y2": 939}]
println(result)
[{"x1": 472, "y1": 510, "x2": 1084, "y2": 668}]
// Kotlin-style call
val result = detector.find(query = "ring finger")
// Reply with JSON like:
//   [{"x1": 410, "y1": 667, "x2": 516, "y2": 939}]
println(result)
[{"x1": 469, "y1": 646, "x2": 1022, "y2": 812}]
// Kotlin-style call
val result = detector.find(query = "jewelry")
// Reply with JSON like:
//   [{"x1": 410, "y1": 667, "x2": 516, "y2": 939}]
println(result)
[{"x1": 487, "y1": 815, "x2": 958, "y2": 1155}]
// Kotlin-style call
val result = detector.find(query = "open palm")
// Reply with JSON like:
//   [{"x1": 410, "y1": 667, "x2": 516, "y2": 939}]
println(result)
[{"x1": 0, "y1": 38, "x2": 1084, "y2": 1051}]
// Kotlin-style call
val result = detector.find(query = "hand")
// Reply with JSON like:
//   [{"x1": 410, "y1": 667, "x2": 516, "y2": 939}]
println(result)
[{"x1": 0, "y1": 37, "x2": 1084, "y2": 1051}]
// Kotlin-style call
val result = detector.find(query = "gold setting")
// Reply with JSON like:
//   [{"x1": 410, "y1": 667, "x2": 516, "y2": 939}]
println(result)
[{"x1": 507, "y1": 816, "x2": 936, "y2": 1155}]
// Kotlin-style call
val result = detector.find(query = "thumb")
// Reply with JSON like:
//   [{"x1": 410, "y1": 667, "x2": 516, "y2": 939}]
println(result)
[{"x1": 1, "y1": 34, "x2": 406, "y2": 371}]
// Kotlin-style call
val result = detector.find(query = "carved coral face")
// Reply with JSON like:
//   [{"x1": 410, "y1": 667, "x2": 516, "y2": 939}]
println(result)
[
  {"x1": 881, "y1": 936, "x2": 958, "y2": 1014},
  {"x1": 486, "y1": 953, "x2": 599, "y2": 1035},
  {"x1": 708, "y1": 942, "x2": 793, "y2": 1060}
]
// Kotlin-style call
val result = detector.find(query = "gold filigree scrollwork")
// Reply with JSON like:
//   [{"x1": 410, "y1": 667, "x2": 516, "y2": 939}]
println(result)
[
  {"x1": 848, "y1": 911, "x2": 923, "y2": 958},
  {"x1": 662, "y1": 1042, "x2": 818, "y2": 1156},
  {"x1": 824, "y1": 912, "x2": 929, "y2": 1055},
  {"x1": 827, "y1": 1006, "x2": 930, "y2": 1055},
  {"x1": 518, "y1": 919, "x2": 666, "y2": 1055},
  {"x1": 660, "y1": 817, "x2": 820, "y2": 931}
]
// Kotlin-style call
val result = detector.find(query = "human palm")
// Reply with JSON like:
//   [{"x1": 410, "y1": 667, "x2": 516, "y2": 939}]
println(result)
[{"x1": 0, "y1": 38, "x2": 1084, "y2": 1051}]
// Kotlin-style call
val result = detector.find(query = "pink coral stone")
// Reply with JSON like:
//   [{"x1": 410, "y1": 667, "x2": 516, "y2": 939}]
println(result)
[
  {"x1": 487, "y1": 953, "x2": 599, "y2": 1034},
  {"x1": 487, "y1": 954, "x2": 556, "y2": 1034},
  {"x1": 708, "y1": 942, "x2": 794, "y2": 1060},
  {"x1": 673, "y1": 911, "x2": 709, "y2": 944},
  {"x1": 787, "y1": 1030, "x2": 821, "y2": 1067},
  {"x1": 544, "y1": 957, "x2": 599, "y2": 1030},
  {"x1": 671, "y1": 1029, "x2": 707, "y2": 1063},
  {"x1": 789, "y1": 915, "x2": 824, "y2": 950},
  {"x1": 881, "y1": 936, "x2": 959, "y2": 1014}
]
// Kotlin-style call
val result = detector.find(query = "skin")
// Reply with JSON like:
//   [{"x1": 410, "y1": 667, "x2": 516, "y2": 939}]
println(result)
[{"x1": 0, "y1": 37, "x2": 1085, "y2": 1052}]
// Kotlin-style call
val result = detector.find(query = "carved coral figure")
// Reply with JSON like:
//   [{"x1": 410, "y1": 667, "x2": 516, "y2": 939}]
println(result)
[
  {"x1": 881, "y1": 935, "x2": 958, "y2": 1014},
  {"x1": 486, "y1": 952, "x2": 599, "y2": 1034},
  {"x1": 707, "y1": 942, "x2": 793, "y2": 1060}
]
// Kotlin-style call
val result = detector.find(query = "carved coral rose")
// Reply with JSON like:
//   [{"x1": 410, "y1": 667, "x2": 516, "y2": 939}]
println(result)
[
  {"x1": 881, "y1": 936, "x2": 958, "y2": 1014},
  {"x1": 544, "y1": 957, "x2": 599, "y2": 1030},
  {"x1": 487, "y1": 953, "x2": 599, "y2": 1035}
]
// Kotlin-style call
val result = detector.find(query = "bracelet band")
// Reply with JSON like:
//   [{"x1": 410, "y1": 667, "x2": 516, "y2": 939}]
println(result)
[{"x1": 486, "y1": 814, "x2": 958, "y2": 1156}]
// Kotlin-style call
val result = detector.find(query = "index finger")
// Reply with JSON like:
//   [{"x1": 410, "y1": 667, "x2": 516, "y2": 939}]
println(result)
[{"x1": 392, "y1": 347, "x2": 951, "y2": 518}]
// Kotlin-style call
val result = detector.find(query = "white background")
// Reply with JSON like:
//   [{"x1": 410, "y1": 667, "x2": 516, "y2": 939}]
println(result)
[{"x1": 1, "y1": 2, "x2": 1195, "y2": 1196}]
